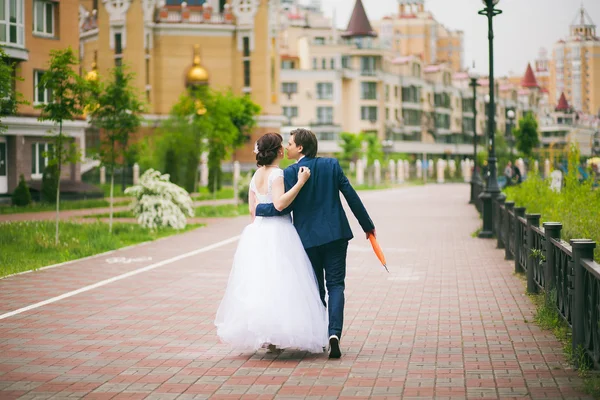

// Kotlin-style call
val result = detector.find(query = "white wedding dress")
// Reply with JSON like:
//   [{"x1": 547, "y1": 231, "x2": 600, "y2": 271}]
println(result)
[{"x1": 214, "y1": 168, "x2": 328, "y2": 353}]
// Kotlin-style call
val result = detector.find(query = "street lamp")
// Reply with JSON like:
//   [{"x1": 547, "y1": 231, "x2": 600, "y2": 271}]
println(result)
[
  {"x1": 506, "y1": 109, "x2": 516, "y2": 163},
  {"x1": 469, "y1": 70, "x2": 483, "y2": 204},
  {"x1": 478, "y1": 0, "x2": 502, "y2": 239}
]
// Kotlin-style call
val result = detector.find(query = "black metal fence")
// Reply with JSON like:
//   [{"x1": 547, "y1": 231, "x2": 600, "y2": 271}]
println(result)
[
  {"x1": 472, "y1": 180, "x2": 484, "y2": 213},
  {"x1": 493, "y1": 197, "x2": 600, "y2": 368}
]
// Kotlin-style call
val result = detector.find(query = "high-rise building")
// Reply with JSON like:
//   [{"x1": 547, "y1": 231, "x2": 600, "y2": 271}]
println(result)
[
  {"x1": 277, "y1": 0, "x2": 535, "y2": 157},
  {"x1": 1, "y1": 0, "x2": 85, "y2": 195},
  {"x1": 372, "y1": 0, "x2": 464, "y2": 73},
  {"x1": 550, "y1": 5, "x2": 600, "y2": 116}
]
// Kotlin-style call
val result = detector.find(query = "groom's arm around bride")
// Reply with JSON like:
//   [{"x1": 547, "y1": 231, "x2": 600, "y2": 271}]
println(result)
[{"x1": 254, "y1": 129, "x2": 374, "y2": 247}]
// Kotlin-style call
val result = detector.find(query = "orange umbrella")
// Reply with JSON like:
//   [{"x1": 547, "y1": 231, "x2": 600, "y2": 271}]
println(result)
[{"x1": 368, "y1": 233, "x2": 389, "y2": 273}]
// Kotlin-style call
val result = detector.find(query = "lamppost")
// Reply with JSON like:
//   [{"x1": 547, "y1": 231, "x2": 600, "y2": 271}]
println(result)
[
  {"x1": 469, "y1": 70, "x2": 482, "y2": 204},
  {"x1": 506, "y1": 109, "x2": 516, "y2": 163},
  {"x1": 478, "y1": 0, "x2": 502, "y2": 239}
]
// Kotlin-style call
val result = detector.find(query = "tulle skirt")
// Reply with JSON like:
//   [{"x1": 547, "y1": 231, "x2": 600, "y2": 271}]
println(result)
[{"x1": 215, "y1": 216, "x2": 328, "y2": 353}]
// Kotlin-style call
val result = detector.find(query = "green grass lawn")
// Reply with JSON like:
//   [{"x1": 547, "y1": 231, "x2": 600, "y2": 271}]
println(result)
[
  {"x1": 193, "y1": 187, "x2": 235, "y2": 200},
  {"x1": 98, "y1": 183, "x2": 129, "y2": 198},
  {"x1": 0, "y1": 221, "x2": 202, "y2": 278},
  {"x1": 85, "y1": 203, "x2": 249, "y2": 219},
  {"x1": 0, "y1": 199, "x2": 131, "y2": 215}
]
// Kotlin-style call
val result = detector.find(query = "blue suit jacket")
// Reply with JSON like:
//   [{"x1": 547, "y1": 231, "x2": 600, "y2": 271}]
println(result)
[{"x1": 255, "y1": 157, "x2": 374, "y2": 249}]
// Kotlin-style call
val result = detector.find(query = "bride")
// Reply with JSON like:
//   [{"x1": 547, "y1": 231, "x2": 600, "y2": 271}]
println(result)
[{"x1": 214, "y1": 133, "x2": 328, "y2": 353}]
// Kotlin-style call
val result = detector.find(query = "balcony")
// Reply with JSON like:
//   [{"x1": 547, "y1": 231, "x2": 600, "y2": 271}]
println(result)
[
  {"x1": 156, "y1": 5, "x2": 235, "y2": 24},
  {"x1": 360, "y1": 69, "x2": 377, "y2": 77},
  {"x1": 1, "y1": 0, "x2": 27, "y2": 61},
  {"x1": 2, "y1": 42, "x2": 28, "y2": 61}
]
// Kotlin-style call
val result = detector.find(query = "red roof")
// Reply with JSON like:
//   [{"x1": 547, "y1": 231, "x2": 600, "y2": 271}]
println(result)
[
  {"x1": 555, "y1": 92, "x2": 571, "y2": 112},
  {"x1": 521, "y1": 63, "x2": 539, "y2": 88},
  {"x1": 341, "y1": 0, "x2": 377, "y2": 38}
]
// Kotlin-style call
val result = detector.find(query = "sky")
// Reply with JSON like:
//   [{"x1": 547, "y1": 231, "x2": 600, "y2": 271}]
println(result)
[{"x1": 315, "y1": 0, "x2": 600, "y2": 77}]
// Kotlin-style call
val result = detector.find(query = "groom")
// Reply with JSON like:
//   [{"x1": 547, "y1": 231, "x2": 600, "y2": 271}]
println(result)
[{"x1": 255, "y1": 128, "x2": 375, "y2": 359}]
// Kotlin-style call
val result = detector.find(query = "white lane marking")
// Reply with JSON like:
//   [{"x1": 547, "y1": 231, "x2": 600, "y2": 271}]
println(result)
[
  {"x1": 105, "y1": 257, "x2": 153, "y2": 264},
  {"x1": 0, "y1": 235, "x2": 240, "y2": 321}
]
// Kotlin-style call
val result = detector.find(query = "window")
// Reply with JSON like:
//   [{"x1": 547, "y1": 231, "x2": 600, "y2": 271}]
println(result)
[
  {"x1": 330, "y1": 58, "x2": 335, "y2": 69},
  {"x1": 462, "y1": 98, "x2": 474, "y2": 112},
  {"x1": 394, "y1": 109, "x2": 399, "y2": 121},
  {"x1": 360, "y1": 57, "x2": 376, "y2": 76},
  {"x1": 313, "y1": 58, "x2": 317, "y2": 69},
  {"x1": 317, "y1": 106, "x2": 333, "y2": 124},
  {"x1": 33, "y1": 0, "x2": 54, "y2": 37},
  {"x1": 243, "y1": 60, "x2": 251, "y2": 87},
  {"x1": 394, "y1": 86, "x2": 398, "y2": 99},
  {"x1": 34, "y1": 70, "x2": 51, "y2": 104},
  {"x1": 385, "y1": 85, "x2": 390, "y2": 101},
  {"x1": 435, "y1": 113, "x2": 450, "y2": 129},
  {"x1": 31, "y1": 142, "x2": 54, "y2": 178},
  {"x1": 316, "y1": 82, "x2": 333, "y2": 100},
  {"x1": 385, "y1": 107, "x2": 389, "y2": 120},
  {"x1": 434, "y1": 93, "x2": 450, "y2": 108},
  {"x1": 361, "y1": 82, "x2": 377, "y2": 100},
  {"x1": 243, "y1": 36, "x2": 250, "y2": 57},
  {"x1": 281, "y1": 60, "x2": 294, "y2": 70},
  {"x1": 243, "y1": 37, "x2": 251, "y2": 88},
  {"x1": 401, "y1": 86, "x2": 420, "y2": 103},
  {"x1": 281, "y1": 82, "x2": 297, "y2": 98},
  {"x1": 0, "y1": 0, "x2": 24, "y2": 46},
  {"x1": 314, "y1": 36, "x2": 325, "y2": 45},
  {"x1": 114, "y1": 33, "x2": 123, "y2": 66},
  {"x1": 321, "y1": 58, "x2": 326, "y2": 70},
  {"x1": 341, "y1": 56, "x2": 350, "y2": 69},
  {"x1": 402, "y1": 109, "x2": 421, "y2": 126},
  {"x1": 361, "y1": 106, "x2": 377, "y2": 122},
  {"x1": 316, "y1": 132, "x2": 337, "y2": 141},
  {"x1": 283, "y1": 106, "x2": 298, "y2": 119},
  {"x1": 412, "y1": 63, "x2": 421, "y2": 78}
]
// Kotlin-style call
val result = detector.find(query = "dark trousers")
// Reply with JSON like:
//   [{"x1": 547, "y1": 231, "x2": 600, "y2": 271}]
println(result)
[{"x1": 305, "y1": 239, "x2": 349, "y2": 338}]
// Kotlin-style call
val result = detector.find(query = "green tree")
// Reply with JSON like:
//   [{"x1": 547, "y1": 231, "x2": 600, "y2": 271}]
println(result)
[
  {"x1": 89, "y1": 65, "x2": 144, "y2": 233},
  {"x1": 513, "y1": 113, "x2": 540, "y2": 158},
  {"x1": 205, "y1": 90, "x2": 260, "y2": 193},
  {"x1": 338, "y1": 132, "x2": 363, "y2": 171},
  {"x1": 0, "y1": 48, "x2": 26, "y2": 131},
  {"x1": 147, "y1": 89, "x2": 260, "y2": 193},
  {"x1": 364, "y1": 133, "x2": 383, "y2": 166},
  {"x1": 155, "y1": 92, "x2": 207, "y2": 191},
  {"x1": 230, "y1": 93, "x2": 262, "y2": 152},
  {"x1": 36, "y1": 47, "x2": 89, "y2": 244}
]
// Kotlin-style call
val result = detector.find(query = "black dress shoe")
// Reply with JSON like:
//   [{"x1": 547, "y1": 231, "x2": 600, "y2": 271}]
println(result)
[{"x1": 328, "y1": 335, "x2": 341, "y2": 359}]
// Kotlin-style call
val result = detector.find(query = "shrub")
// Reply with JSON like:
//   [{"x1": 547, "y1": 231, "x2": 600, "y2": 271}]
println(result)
[
  {"x1": 124, "y1": 169, "x2": 194, "y2": 230},
  {"x1": 11, "y1": 175, "x2": 32, "y2": 206},
  {"x1": 504, "y1": 145, "x2": 600, "y2": 259}
]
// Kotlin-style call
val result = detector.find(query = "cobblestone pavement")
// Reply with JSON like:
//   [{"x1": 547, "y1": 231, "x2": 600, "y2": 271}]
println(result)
[{"x1": 0, "y1": 184, "x2": 590, "y2": 399}]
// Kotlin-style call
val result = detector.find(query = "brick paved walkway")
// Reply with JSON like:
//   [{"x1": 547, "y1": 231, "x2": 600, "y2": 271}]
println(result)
[{"x1": 0, "y1": 184, "x2": 591, "y2": 399}]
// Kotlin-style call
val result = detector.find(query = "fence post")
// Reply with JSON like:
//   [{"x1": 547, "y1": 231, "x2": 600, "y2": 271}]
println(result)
[
  {"x1": 496, "y1": 196, "x2": 506, "y2": 249},
  {"x1": 504, "y1": 202, "x2": 515, "y2": 260},
  {"x1": 570, "y1": 239, "x2": 597, "y2": 367},
  {"x1": 526, "y1": 214, "x2": 541, "y2": 293},
  {"x1": 514, "y1": 207, "x2": 526, "y2": 273},
  {"x1": 542, "y1": 223, "x2": 562, "y2": 295}
]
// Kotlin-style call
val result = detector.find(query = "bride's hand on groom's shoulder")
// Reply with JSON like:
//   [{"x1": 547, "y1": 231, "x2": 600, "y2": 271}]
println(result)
[{"x1": 298, "y1": 167, "x2": 311, "y2": 184}]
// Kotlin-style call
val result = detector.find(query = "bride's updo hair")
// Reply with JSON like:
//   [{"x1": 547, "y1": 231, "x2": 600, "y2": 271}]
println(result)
[{"x1": 256, "y1": 133, "x2": 283, "y2": 167}]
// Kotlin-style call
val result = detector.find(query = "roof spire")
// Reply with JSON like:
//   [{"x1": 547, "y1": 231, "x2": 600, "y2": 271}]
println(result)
[
  {"x1": 341, "y1": 0, "x2": 377, "y2": 38},
  {"x1": 521, "y1": 63, "x2": 539, "y2": 88},
  {"x1": 555, "y1": 92, "x2": 571, "y2": 112}
]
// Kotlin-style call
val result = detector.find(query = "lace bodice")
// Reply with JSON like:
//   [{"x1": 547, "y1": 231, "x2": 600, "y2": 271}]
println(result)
[{"x1": 250, "y1": 168, "x2": 284, "y2": 204}]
